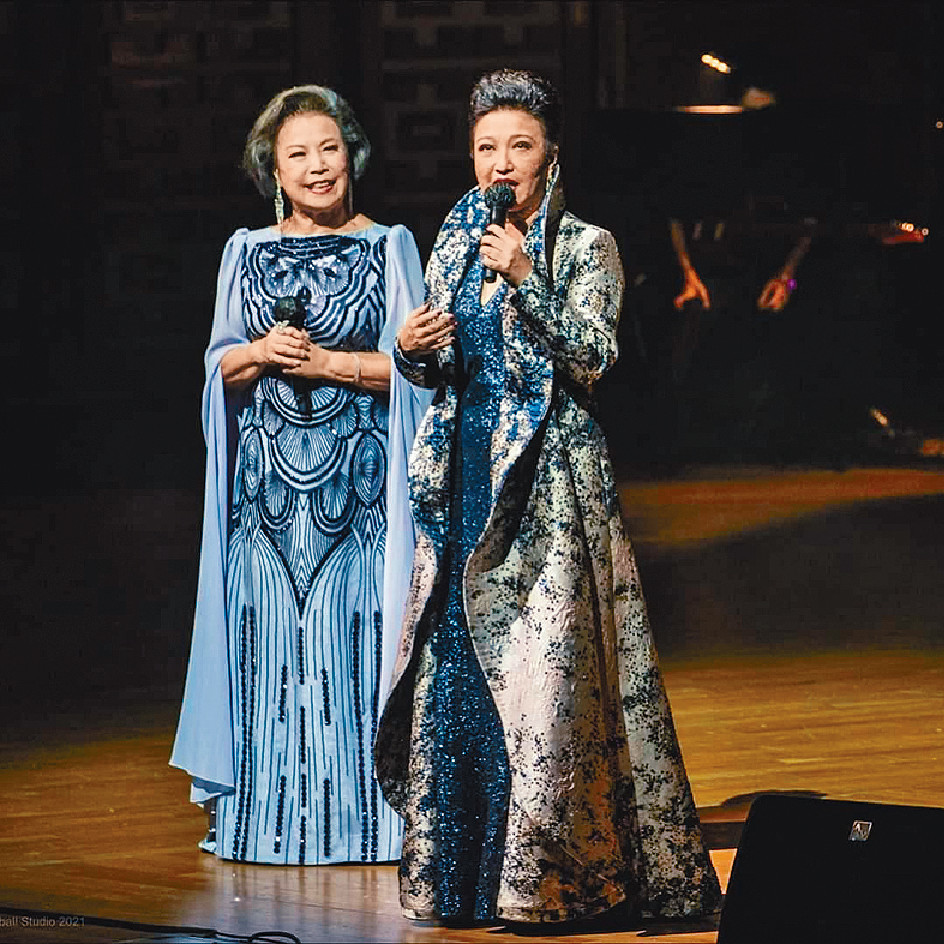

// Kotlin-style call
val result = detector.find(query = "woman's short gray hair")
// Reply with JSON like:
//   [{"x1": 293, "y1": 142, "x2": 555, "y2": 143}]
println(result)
[
  {"x1": 468, "y1": 69, "x2": 562, "y2": 156},
  {"x1": 242, "y1": 85, "x2": 371, "y2": 197}
]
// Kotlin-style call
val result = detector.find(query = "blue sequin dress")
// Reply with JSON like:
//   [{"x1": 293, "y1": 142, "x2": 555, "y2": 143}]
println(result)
[
  {"x1": 214, "y1": 229, "x2": 403, "y2": 864},
  {"x1": 405, "y1": 259, "x2": 512, "y2": 919}
]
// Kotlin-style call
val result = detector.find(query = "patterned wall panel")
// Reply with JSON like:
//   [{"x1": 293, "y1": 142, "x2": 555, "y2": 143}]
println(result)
[
  {"x1": 97, "y1": 0, "x2": 297, "y2": 368},
  {"x1": 377, "y1": 0, "x2": 565, "y2": 254}
]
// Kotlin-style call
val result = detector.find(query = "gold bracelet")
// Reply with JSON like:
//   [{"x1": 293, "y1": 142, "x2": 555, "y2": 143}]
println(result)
[{"x1": 349, "y1": 351, "x2": 361, "y2": 385}]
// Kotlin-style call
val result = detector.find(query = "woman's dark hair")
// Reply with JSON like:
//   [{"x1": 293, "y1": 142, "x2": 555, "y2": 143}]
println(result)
[
  {"x1": 242, "y1": 85, "x2": 370, "y2": 198},
  {"x1": 468, "y1": 69, "x2": 562, "y2": 155}
]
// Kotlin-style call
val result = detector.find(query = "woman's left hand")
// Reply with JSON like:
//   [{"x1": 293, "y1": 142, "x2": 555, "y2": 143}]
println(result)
[
  {"x1": 283, "y1": 341, "x2": 330, "y2": 379},
  {"x1": 283, "y1": 342, "x2": 392, "y2": 392},
  {"x1": 479, "y1": 222, "x2": 533, "y2": 287}
]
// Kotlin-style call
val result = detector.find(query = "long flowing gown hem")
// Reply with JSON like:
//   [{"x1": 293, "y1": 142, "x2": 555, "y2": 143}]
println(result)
[{"x1": 172, "y1": 224, "x2": 430, "y2": 864}]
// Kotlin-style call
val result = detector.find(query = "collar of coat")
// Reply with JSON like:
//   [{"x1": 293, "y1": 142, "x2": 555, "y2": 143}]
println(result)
[
  {"x1": 408, "y1": 167, "x2": 565, "y2": 555},
  {"x1": 426, "y1": 163, "x2": 565, "y2": 330}
]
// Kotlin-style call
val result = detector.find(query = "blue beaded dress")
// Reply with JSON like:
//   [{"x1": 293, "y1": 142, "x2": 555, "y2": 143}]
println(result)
[
  {"x1": 171, "y1": 223, "x2": 431, "y2": 865},
  {"x1": 408, "y1": 259, "x2": 512, "y2": 918}
]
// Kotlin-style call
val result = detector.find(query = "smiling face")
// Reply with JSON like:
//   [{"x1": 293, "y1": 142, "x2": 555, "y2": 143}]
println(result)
[
  {"x1": 274, "y1": 111, "x2": 350, "y2": 223},
  {"x1": 472, "y1": 107, "x2": 554, "y2": 224}
]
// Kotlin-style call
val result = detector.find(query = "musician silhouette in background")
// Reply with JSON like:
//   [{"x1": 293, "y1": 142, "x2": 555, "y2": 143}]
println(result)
[
  {"x1": 660, "y1": 106, "x2": 820, "y2": 463},
  {"x1": 634, "y1": 65, "x2": 921, "y2": 468}
]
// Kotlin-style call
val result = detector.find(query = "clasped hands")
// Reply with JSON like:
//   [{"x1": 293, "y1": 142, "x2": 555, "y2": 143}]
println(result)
[
  {"x1": 258, "y1": 324, "x2": 330, "y2": 378},
  {"x1": 397, "y1": 222, "x2": 532, "y2": 358}
]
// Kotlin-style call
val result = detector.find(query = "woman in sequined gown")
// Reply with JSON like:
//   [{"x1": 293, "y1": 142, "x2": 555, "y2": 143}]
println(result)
[
  {"x1": 170, "y1": 86, "x2": 431, "y2": 865},
  {"x1": 376, "y1": 70, "x2": 722, "y2": 924}
]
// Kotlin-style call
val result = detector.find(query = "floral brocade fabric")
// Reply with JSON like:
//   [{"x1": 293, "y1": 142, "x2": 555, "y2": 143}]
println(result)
[{"x1": 376, "y1": 173, "x2": 722, "y2": 922}]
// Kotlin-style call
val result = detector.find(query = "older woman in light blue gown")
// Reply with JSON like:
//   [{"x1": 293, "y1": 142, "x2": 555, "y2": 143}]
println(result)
[{"x1": 171, "y1": 85, "x2": 431, "y2": 865}]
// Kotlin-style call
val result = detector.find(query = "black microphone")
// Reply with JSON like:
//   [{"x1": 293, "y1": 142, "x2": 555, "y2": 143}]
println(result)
[
  {"x1": 273, "y1": 288, "x2": 311, "y2": 412},
  {"x1": 273, "y1": 286, "x2": 311, "y2": 330},
  {"x1": 483, "y1": 183, "x2": 515, "y2": 283}
]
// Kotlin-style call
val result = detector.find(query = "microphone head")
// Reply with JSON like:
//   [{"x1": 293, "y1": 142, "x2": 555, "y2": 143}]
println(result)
[
  {"x1": 484, "y1": 182, "x2": 515, "y2": 210},
  {"x1": 274, "y1": 290, "x2": 308, "y2": 329},
  {"x1": 273, "y1": 296, "x2": 297, "y2": 320}
]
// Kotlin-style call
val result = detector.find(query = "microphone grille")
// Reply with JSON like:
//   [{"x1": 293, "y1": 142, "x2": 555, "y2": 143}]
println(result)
[{"x1": 484, "y1": 182, "x2": 515, "y2": 209}]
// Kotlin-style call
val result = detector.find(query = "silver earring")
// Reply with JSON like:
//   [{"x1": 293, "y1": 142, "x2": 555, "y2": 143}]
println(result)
[{"x1": 274, "y1": 170, "x2": 284, "y2": 226}]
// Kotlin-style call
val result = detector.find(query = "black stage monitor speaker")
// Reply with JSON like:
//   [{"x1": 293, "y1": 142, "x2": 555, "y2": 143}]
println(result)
[{"x1": 718, "y1": 794, "x2": 944, "y2": 944}]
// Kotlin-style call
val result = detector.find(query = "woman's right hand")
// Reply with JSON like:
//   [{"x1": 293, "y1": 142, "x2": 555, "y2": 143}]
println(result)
[
  {"x1": 220, "y1": 324, "x2": 310, "y2": 389},
  {"x1": 396, "y1": 302, "x2": 456, "y2": 358},
  {"x1": 256, "y1": 324, "x2": 310, "y2": 368}
]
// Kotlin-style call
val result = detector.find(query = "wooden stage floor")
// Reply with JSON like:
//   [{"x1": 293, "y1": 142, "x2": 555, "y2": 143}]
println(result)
[{"x1": 2, "y1": 467, "x2": 944, "y2": 943}]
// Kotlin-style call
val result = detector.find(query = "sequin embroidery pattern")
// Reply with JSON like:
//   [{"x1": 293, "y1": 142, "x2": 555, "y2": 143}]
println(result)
[{"x1": 215, "y1": 232, "x2": 402, "y2": 865}]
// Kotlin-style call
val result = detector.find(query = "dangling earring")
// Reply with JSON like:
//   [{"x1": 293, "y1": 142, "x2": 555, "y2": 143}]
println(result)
[
  {"x1": 274, "y1": 169, "x2": 285, "y2": 227},
  {"x1": 345, "y1": 178, "x2": 354, "y2": 219}
]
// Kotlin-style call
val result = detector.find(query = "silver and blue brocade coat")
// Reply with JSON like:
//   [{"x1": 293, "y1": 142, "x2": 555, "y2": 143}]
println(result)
[{"x1": 376, "y1": 170, "x2": 722, "y2": 922}]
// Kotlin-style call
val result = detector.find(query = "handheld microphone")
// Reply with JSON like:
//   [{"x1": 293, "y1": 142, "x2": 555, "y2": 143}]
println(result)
[
  {"x1": 273, "y1": 286, "x2": 311, "y2": 330},
  {"x1": 483, "y1": 183, "x2": 515, "y2": 283},
  {"x1": 273, "y1": 288, "x2": 311, "y2": 412}
]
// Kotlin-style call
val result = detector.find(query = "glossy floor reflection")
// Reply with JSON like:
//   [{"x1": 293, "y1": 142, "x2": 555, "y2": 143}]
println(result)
[{"x1": 2, "y1": 466, "x2": 943, "y2": 942}]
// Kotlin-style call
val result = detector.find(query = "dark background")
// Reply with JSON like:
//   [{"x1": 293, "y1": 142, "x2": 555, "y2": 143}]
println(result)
[{"x1": 1, "y1": 1, "x2": 941, "y2": 709}]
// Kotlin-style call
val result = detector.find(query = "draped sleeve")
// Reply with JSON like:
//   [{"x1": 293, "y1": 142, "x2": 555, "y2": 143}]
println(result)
[
  {"x1": 169, "y1": 228, "x2": 250, "y2": 802},
  {"x1": 379, "y1": 225, "x2": 434, "y2": 703},
  {"x1": 511, "y1": 225, "x2": 624, "y2": 389}
]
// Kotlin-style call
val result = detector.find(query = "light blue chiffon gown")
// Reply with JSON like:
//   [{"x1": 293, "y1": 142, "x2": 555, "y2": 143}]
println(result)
[{"x1": 171, "y1": 223, "x2": 430, "y2": 865}]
